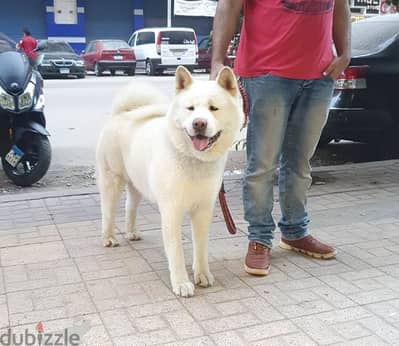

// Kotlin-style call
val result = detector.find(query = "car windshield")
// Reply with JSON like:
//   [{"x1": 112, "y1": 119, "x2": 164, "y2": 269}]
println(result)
[
  {"x1": 160, "y1": 31, "x2": 195, "y2": 45},
  {"x1": 352, "y1": 20, "x2": 399, "y2": 56},
  {"x1": 40, "y1": 41, "x2": 75, "y2": 53},
  {"x1": 0, "y1": 32, "x2": 16, "y2": 53},
  {"x1": 102, "y1": 40, "x2": 130, "y2": 49}
]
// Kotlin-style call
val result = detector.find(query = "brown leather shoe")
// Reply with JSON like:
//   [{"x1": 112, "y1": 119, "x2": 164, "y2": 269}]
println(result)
[
  {"x1": 279, "y1": 235, "x2": 337, "y2": 259},
  {"x1": 244, "y1": 241, "x2": 271, "y2": 276}
]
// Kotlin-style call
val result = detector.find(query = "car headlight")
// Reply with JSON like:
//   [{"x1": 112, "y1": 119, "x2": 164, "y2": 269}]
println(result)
[
  {"x1": 18, "y1": 81, "x2": 35, "y2": 110},
  {"x1": 75, "y1": 60, "x2": 84, "y2": 66},
  {"x1": 40, "y1": 61, "x2": 52, "y2": 67},
  {"x1": 0, "y1": 86, "x2": 15, "y2": 111}
]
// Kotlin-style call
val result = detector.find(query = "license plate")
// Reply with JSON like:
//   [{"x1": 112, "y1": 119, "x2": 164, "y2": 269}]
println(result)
[
  {"x1": 172, "y1": 50, "x2": 186, "y2": 57},
  {"x1": 113, "y1": 55, "x2": 123, "y2": 60},
  {"x1": 60, "y1": 68, "x2": 70, "y2": 74},
  {"x1": 5, "y1": 145, "x2": 24, "y2": 167}
]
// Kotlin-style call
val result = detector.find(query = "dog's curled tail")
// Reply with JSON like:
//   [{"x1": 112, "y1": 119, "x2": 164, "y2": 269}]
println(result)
[{"x1": 111, "y1": 82, "x2": 169, "y2": 116}]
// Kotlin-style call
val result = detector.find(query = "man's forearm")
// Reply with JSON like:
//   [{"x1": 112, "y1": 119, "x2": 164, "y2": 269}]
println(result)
[
  {"x1": 333, "y1": 0, "x2": 351, "y2": 59},
  {"x1": 211, "y1": 0, "x2": 242, "y2": 72}
]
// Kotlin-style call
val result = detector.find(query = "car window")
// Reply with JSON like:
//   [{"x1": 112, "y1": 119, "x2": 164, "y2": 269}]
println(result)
[
  {"x1": 137, "y1": 32, "x2": 155, "y2": 45},
  {"x1": 102, "y1": 40, "x2": 130, "y2": 50},
  {"x1": 198, "y1": 37, "x2": 209, "y2": 49},
  {"x1": 85, "y1": 42, "x2": 94, "y2": 53},
  {"x1": 41, "y1": 41, "x2": 75, "y2": 53},
  {"x1": 160, "y1": 31, "x2": 195, "y2": 45},
  {"x1": 352, "y1": 20, "x2": 399, "y2": 55},
  {"x1": 128, "y1": 33, "x2": 136, "y2": 46}
]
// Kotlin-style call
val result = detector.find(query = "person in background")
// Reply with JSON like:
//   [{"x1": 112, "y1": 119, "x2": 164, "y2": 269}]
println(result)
[
  {"x1": 210, "y1": 0, "x2": 351, "y2": 276},
  {"x1": 16, "y1": 28, "x2": 38, "y2": 68}
]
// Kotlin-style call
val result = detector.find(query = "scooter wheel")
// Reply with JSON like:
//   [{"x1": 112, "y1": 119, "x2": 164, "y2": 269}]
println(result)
[{"x1": 1, "y1": 134, "x2": 51, "y2": 187}]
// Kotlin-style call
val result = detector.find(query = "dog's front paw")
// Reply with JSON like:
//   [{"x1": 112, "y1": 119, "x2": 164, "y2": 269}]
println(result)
[
  {"x1": 172, "y1": 281, "x2": 195, "y2": 297},
  {"x1": 127, "y1": 230, "x2": 142, "y2": 241},
  {"x1": 103, "y1": 236, "x2": 119, "y2": 247},
  {"x1": 194, "y1": 271, "x2": 215, "y2": 288}
]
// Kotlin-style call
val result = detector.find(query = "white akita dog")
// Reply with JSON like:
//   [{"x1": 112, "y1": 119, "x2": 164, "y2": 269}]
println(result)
[{"x1": 96, "y1": 66, "x2": 243, "y2": 297}]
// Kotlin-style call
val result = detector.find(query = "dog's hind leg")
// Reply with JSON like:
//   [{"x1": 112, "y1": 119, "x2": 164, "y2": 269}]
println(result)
[
  {"x1": 98, "y1": 169, "x2": 125, "y2": 247},
  {"x1": 190, "y1": 205, "x2": 215, "y2": 288},
  {"x1": 125, "y1": 182, "x2": 142, "y2": 241}
]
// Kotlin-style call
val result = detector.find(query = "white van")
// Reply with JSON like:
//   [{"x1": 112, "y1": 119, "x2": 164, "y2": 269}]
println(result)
[{"x1": 128, "y1": 27, "x2": 198, "y2": 75}]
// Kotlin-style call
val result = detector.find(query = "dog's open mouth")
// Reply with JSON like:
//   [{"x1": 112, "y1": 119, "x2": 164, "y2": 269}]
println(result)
[{"x1": 189, "y1": 131, "x2": 221, "y2": 151}]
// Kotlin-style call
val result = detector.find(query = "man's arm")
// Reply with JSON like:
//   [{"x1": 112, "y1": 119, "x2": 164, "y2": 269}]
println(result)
[
  {"x1": 210, "y1": 0, "x2": 243, "y2": 79},
  {"x1": 324, "y1": 0, "x2": 351, "y2": 79}
]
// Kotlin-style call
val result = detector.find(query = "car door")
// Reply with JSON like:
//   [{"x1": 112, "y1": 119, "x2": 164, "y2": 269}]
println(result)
[
  {"x1": 136, "y1": 31, "x2": 155, "y2": 70},
  {"x1": 160, "y1": 30, "x2": 197, "y2": 67},
  {"x1": 129, "y1": 33, "x2": 142, "y2": 69},
  {"x1": 83, "y1": 41, "x2": 96, "y2": 70}
]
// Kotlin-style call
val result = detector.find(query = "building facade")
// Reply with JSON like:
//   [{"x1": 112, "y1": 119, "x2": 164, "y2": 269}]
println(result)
[{"x1": 1, "y1": 0, "x2": 213, "y2": 52}]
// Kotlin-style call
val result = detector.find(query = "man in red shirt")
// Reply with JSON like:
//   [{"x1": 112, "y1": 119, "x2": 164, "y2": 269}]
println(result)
[
  {"x1": 16, "y1": 28, "x2": 38, "y2": 68},
  {"x1": 211, "y1": 0, "x2": 351, "y2": 276}
]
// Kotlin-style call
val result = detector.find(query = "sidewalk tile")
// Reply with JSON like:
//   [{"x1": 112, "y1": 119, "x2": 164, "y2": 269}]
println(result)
[
  {"x1": 7, "y1": 283, "x2": 95, "y2": 326},
  {"x1": 201, "y1": 313, "x2": 260, "y2": 334},
  {"x1": 0, "y1": 295, "x2": 8, "y2": 329},
  {"x1": 3, "y1": 258, "x2": 81, "y2": 292},
  {"x1": 1, "y1": 241, "x2": 68, "y2": 266},
  {"x1": 238, "y1": 320, "x2": 298, "y2": 342}
]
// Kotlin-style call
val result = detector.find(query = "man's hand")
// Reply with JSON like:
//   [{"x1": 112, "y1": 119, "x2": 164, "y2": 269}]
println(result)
[
  {"x1": 323, "y1": 55, "x2": 350, "y2": 80},
  {"x1": 210, "y1": 62, "x2": 225, "y2": 80}
]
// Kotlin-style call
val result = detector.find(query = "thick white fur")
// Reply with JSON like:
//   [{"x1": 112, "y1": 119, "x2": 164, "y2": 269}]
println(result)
[{"x1": 96, "y1": 66, "x2": 243, "y2": 297}]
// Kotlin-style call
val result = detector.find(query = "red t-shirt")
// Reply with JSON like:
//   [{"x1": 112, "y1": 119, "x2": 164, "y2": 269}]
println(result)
[
  {"x1": 19, "y1": 36, "x2": 38, "y2": 60},
  {"x1": 234, "y1": 0, "x2": 334, "y2": 79}
]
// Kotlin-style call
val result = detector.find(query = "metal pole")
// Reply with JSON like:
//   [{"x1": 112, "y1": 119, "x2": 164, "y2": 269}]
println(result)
[{"x1": 167, "y1": 0, "x2": 172, "y2": 27}]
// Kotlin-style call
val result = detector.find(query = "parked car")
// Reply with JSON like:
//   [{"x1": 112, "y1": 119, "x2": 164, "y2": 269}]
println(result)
[
  {"x1": 81, "y1": 39, "x2": 136, "y2": 76},
  {"x1": 321, "y1": 14, "x2": 399, "y2": 151},
  {"x1": 128, "y1": 27, "x2": 198, "y2": 75},
  {"x1": 36, "y1": 40, "x2": 85, "y2": 79},
  {"x1": 197, "y1": 35, "x2": 236, "y2": 73}
]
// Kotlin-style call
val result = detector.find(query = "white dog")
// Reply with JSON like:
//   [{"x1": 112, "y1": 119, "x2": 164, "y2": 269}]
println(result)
[{"x1": 96, "y1": 66, "x2": 243, "y2": 297}]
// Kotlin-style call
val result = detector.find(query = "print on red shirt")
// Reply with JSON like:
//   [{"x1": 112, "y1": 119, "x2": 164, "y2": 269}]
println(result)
[{"x1": 280, "y1": 0, "x2": 334, "y2": 14}]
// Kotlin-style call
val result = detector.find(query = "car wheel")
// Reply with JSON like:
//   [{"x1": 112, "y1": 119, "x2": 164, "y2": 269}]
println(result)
[
  {"x1": 127, "y1": 68, "x2": 135, "y2": 76},
  {"x1": 146, "y1": 60, "x2": 154, "y2": 76},
  {"x1": 94, "y1": 63, "x2": 102, "y2": 76},
  {"x1": 110, "y1": 70, "x2": 116, "y2": 76},
  {"x1": 77, "y1": 74, "x2": 85, "y2": 79}
]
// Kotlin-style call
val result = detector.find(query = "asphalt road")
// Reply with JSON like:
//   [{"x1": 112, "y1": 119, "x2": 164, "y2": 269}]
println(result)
[{"x1": 45, "y1": 72, "x2": 207, "y2": 167}]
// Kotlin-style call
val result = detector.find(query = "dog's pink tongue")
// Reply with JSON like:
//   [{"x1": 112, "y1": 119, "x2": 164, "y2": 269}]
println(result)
[{"x1": 192, "y1": 136, "x2": 210, "y2": 151}]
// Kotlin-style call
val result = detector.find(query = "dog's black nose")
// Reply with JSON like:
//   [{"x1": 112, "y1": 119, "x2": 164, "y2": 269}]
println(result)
[{"x1": 193, "y1": 118, "x2": 207, "y2": 132}]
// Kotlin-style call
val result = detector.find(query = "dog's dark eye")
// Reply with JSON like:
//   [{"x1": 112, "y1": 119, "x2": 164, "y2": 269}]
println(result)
[
  {"x1": 187, "y1": 106, "x2": 195, "y2": 111},
  {"x1": 209, "y1": 105, "x2": 219, "y2": 111}
]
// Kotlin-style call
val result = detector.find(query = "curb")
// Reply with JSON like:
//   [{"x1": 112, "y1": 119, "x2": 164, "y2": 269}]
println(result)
[{"x1": 1, "y1": 159, "x2": 398, "y2": 204}]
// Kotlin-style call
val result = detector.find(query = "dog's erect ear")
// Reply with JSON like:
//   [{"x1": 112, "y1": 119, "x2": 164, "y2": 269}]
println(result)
[
  {"x1": 175, "y1": 66, "x2": 193, "y2": 93},
  {"x1": 216, "y1": 66, "x2": 238, "y2": 97}
]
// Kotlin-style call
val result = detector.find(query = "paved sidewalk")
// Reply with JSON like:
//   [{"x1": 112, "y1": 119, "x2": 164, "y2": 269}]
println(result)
[{"x1": 0, "y1": 158, "x2": 399, "y2": 345}]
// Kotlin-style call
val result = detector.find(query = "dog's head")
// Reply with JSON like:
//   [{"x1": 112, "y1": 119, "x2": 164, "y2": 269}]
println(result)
[{"x1": 167, "y1": 66, "x2": 244, "y2": 162}]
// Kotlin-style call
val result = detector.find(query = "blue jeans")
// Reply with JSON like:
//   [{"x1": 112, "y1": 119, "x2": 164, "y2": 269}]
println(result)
[{"x1": 242, "y1": 74, "x2": 334, "y2": 248}]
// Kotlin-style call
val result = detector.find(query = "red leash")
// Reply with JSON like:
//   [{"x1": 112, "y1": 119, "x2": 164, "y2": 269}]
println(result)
[{"x1": 218, "y1": 82, "x2": 249, "y2": 235}]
